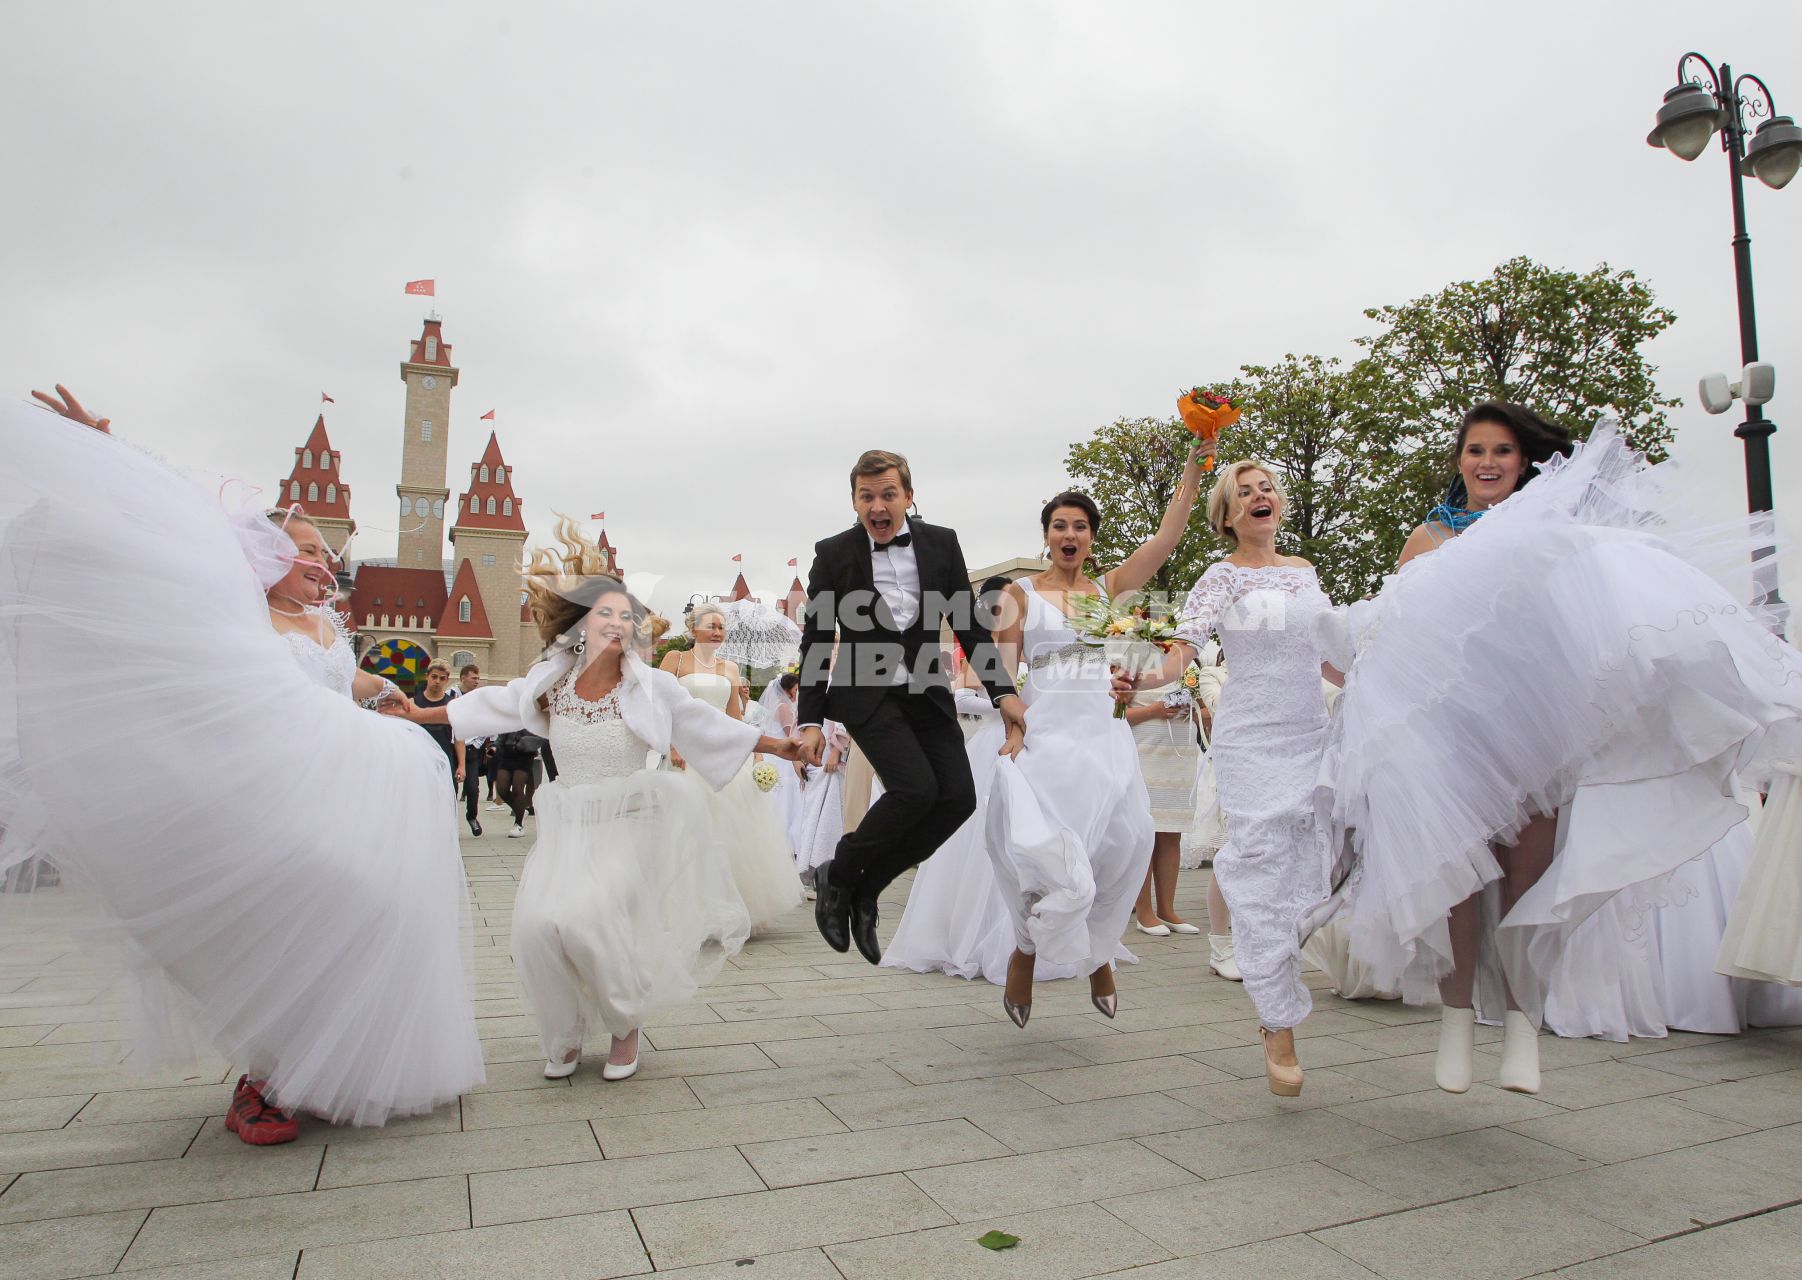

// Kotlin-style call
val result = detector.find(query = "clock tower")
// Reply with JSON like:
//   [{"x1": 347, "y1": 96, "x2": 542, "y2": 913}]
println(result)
[{"x1": 396, "y1": 318, "x2": 458, "y2": 566}]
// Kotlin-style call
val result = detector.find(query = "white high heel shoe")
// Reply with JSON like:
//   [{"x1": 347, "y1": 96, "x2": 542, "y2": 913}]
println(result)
[
  {"x1": 1435, "y1": 1006, "x2": 1475, "y2": 1094},
  {"x1": 1497, "y1": 1010, "x2": 1541, "y2": 1094},
  {"x1": 1133, "y1": 919, "x2": 1171, "y2": 938},
  {"x1": 601, "y1": 1032, "x2": 639, "y2": 1082},
  {"x1": 1207, "y1": 933, "x2": 1241, "y2": 981},
  {"x1": 543, "y1": 1051, "x2": 580, "y2": 1081}
]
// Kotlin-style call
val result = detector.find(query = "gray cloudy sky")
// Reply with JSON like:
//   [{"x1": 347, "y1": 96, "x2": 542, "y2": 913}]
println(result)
[{"x1": 6, "y1": 1, "x2": 1800, "y2": 614}]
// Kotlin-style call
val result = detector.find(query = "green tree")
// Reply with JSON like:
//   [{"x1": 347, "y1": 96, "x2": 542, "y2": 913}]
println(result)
[{"x1": 1356, "y1": 256, "x2": 1680, "y2": 567}]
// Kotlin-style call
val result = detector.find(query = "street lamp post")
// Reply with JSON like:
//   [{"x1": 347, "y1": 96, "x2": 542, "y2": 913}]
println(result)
[{"x1": 1648, "y1": 53, "x2": 1799, "y2": 615}]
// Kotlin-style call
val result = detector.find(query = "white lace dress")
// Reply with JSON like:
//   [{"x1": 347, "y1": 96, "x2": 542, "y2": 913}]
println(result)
[
  {"x1": 513, "y1": 675, "x2": 751, "y2": 1059},
  {"x1": 1175, "y1": 562, "x2": 1333, "y2": 1031},
  {"x1": 984, "y1": 581, "x2": 1153, "y2": 976},
  {"x1": 0, "y1": 398, "x2": 484, "y2": 1125}
]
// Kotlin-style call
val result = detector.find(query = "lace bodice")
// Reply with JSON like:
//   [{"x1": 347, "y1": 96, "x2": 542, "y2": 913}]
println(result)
[
  {"x1": 1176, "y1": 562, "x2": 1330, "y2": 739},
  {"x1": 548, "y1": 675, "x2": 650, "y2": 782},
  {"x1": 281, "y1": 609, "x2": 357, "y2": 699}
]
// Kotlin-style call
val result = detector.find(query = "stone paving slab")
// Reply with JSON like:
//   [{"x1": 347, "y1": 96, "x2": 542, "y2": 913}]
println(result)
[{"x1": 0, "y1": 821, "x2": 1797, "y2": 1276}]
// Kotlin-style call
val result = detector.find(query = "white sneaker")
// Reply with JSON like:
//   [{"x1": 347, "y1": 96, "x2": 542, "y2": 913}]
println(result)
[
  {"x1": 1207, "y1": 933, "x2": 1242, "y2": 981},
  {"x1": 1497, "y1": 1009, "x2": 1541, "y2": 1094},
  {"x1": 1435, "y1": 1006, "x2": 1476, "y2": 1094},
  {"x1": 487, "y1": 802, "x2": 506, "y2": 812},
  {"x1": 509, "y1": 823, "x2": 525, "y2": 838}
]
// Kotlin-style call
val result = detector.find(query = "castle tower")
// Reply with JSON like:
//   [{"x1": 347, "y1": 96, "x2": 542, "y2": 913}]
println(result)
[
  {"x1": 278, "y1": 414, "x2": 355, "y2": 557},
  {"x1": 450, "y1": 431, "x2": 529, "y2": 677},
  {"x1": 396, "y1": 318, "x2": 459, "y2": 567}
]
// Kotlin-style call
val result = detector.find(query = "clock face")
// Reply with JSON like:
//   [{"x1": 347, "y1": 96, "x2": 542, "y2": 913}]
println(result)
[{"x1": 421, "y1": 375, "x2": 437, "y2": 390}]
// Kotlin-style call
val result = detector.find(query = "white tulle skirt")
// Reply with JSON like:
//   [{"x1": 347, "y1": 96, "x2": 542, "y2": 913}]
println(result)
[
  {"x1": 514, "y1": 771, "x2": 750, "y2": 1056},
  {"x1": 1322, "y1": 429, "x2": 1802, "y2": 1019},
  {"x1": 1718, "y1": 764, "x2": 1802, "y2": 985},
  {"x1": 0, "y1": 402, "x2": 483, "y2": 1124},
  {"x1": 693, "y1": 762, "x2": 801, "y2": 930}
]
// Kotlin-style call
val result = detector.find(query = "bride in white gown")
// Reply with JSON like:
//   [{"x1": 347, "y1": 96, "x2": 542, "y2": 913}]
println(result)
[
  {"x1": 0, "y1": 391, "x2": 484, "y2": 1131},
  {"x1": 987, "y1": 447, "x2": 1208, "y2": 1027},
  {"x1": 661, "y1": 603, "x2": 802, "y2": 929}
]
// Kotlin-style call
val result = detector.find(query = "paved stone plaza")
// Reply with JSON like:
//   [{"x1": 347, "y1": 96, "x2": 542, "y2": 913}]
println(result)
[{"x1": 3, "y1": 819, "x2": 1801, "y2": 1279}]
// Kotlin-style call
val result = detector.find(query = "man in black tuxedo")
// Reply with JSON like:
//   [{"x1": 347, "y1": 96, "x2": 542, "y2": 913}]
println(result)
[{"x1": 797, "y1": 450, "x2": 1026, "y2": 964}]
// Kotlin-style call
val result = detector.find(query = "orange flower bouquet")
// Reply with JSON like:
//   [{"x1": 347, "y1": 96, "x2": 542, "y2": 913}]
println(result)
[{"x1": 1177, "y1": 388, "x2": 1243, "y2": 471}]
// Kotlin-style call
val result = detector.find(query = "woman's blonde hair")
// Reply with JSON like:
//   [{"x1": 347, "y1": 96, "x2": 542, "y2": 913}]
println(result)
[
  {"x1": 645, "y1": 613, "x2": 672, "y2": 645},
  {"x1": 686, "y1": 601, "x2": 727, "y2": 635},
  {"x1": 1206, "y1": 460, "x2": 1286, "y2": 549},
  {"x1": 524, "y1": 515, "x2": 644, "y2": 653}
]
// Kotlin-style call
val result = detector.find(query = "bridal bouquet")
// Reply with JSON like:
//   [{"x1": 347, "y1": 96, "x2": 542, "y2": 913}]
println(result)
[
  {"x1": 751, "y1": 761, "x2": 779, "y2": 792},
  {"x1": 1161, "y1": 663, "x2": 1205, "y2": 711},
  {"x1": 1065, "y1": 594, "x2": 1183, "y2": 718},
  {"x1": 1177, "y1": 388, "x2": 1244, "y2": 471}
]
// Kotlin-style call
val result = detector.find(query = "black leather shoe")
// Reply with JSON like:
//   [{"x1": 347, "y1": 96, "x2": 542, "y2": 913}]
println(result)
[
  {"x1": 850, "y1": 897, "x2": 882, "y2": 966},
  {"x1": 814, "y1": 871, "x2": 851, "y2": 953}
]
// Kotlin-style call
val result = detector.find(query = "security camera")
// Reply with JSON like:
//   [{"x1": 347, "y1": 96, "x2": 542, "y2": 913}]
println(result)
[
  {"x1": 1698, "y1": 363, "x2": 1778, "y2": 414},
  {"x1": 1742, "y1": 362, "x2": 1776, "y2": 406},
  {"x1": 1699, "y1": 372, "x2": 1734, "y2": 414}
]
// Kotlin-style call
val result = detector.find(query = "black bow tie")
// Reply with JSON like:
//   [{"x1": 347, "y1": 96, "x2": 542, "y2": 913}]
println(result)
[{"x1": 873, "y1": 532, "x2": 912, "y2": 551}]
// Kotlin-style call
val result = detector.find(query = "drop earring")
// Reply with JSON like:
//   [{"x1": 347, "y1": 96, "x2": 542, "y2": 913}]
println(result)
[{"x1": 573, "y1": 634, "x2": 587, "y2": 657}]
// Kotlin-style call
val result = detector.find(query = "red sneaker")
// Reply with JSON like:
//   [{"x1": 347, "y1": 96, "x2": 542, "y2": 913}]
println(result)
[{"x1": 225, "y1": 1076, "x2": 299, "y2": 1145}]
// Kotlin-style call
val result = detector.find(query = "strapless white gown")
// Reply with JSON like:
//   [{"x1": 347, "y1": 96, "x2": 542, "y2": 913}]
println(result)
[
  {"x1": 984, "y1": 581, "x2": 1153, "y2": 976},
  {"x1": 0, "y1": 398, "x2": 483, "y2": 1125},
  {"x1": 675, "y1": 673, "x2": 802, "y2": 929}
]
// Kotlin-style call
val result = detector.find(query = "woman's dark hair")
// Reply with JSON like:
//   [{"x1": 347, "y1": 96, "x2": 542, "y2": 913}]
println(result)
[
  {"x1": 778, "y1": 672, "x2": 800, "y2": 693},
  {"x1": 1444, "y1": 401, "x2": 1574, "y2": 507},
  {"x1": 1040, "y1": 491, "x2": 1102, "y2": 536}
]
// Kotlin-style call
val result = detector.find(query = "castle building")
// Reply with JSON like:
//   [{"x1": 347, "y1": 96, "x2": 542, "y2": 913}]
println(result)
[{"x1": 277, "y1": 317, "x2": 599, "y2": 689}]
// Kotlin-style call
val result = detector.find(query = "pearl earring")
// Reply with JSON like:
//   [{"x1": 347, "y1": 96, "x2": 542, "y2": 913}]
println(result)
[{"x1": 573, "y1": 634, "x2": 586, "y2": 656}]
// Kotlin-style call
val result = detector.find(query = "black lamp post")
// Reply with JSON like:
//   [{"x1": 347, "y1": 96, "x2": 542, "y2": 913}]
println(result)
[{"x1": 1647, "y1": 54, "x2": 1799, "y2": 518}]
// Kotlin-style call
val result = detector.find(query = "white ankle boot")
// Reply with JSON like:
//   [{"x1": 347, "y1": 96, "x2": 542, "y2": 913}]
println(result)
[
  {"x1": 1497, "y1": 1010, "x2": 1541, "y2": 1094},
  {"x1": 1435, "y1": 1006, "x2": 1475, "y2": 1093},
  {"x1": 1207, "y1": 933, "x2": 1241, "y2": 981}
]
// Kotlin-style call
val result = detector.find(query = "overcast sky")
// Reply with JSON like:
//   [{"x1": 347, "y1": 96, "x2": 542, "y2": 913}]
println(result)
[{"x1": 6, "y1": 1, "x2": 1800, "y2": 616}]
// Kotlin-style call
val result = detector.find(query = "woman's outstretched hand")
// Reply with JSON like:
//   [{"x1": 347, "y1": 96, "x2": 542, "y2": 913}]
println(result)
[{"x1": 31, "y1": 385, "x2": 111, "y2": 434}]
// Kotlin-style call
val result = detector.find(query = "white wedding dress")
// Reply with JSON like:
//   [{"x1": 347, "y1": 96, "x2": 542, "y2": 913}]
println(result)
[
  {"x1": 984, "y1": 581, "x2": 1153, "y2": 977},
  {"x1": 1318, "y1": 426, "x2": 1802, "y2": 1019},
  {"x1": 0, "y1": 399, "x2": 483, "y2": 1125},
  {"x1": 675, "y1": 672, "x2": 802, "y2": 928},
  {"x1": 887, "y1": 689, "x2": 1136, "y2": 983},
  {"x1": 513, "y1": 675, "x2": 750, "y2": 1058},
  {"x1": 1175, "y1": 562, "x2": 1333, "y2": 1031}
]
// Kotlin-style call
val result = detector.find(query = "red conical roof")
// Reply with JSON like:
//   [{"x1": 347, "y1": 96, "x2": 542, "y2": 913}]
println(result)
[
  {"x1": 451, "y1": 432, "x2": 527, "y2": 533},
  {"x1": 407, "y1": 318, "x2": 454, "y2": 368},
  {"x1": 437, "y1": 558, "x2": 494, "y2": 638},
  {"x1": 727, "y1": 573, "x2": 753, "y2": 601},
  {"x1": 278, "y1": 415, "x2": 352, "y2": 520}
]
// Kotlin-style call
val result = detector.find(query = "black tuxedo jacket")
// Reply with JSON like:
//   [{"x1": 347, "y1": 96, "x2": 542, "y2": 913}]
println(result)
[{"x1": 797, "y1": 519, "x2": 1014, "y2": 728}]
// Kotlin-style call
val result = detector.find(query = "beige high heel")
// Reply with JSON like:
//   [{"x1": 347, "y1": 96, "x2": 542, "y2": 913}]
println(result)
[{"x1": 1259, "y1": 1026, "x2": 1304, "y2": 1097}]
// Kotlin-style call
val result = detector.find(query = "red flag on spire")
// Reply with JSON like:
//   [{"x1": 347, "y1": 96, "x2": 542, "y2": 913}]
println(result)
[
  {"x1": 320, "y1": 392, "x2": 335, "y2": 404},
  {"x1": 787, "y1": 557, "x2": 798, "y2": 567},
  {"x1": 731, "y1": 554, "x2": 743, "y2": 563},
  {"x1": 589, "y1": 512, "x2": 606, "y2": 521},
  {"x1": 480, "y1": 409, "x2": 495, "y2": 420},
  {"x1": 404, "y1": 278, "x2": 436, "y2": 296}
]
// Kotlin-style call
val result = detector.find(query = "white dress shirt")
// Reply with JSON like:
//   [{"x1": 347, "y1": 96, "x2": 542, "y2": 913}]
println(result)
[{"x1": 871, "y1": 519, "x2": 922, "y2": 631}]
